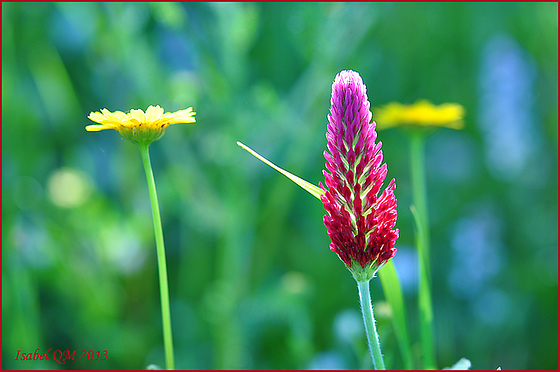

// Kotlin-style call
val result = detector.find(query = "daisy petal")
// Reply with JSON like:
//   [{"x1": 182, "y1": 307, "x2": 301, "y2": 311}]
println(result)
[
  {"x1": 146, "y1": 105, "x2": 164, "y2": 122},
  {"x1": 88, "y1": 112, "x2": 106, "y2": 123},
  {"x1": 167, "y1": 108, "x2": 196, "y2": 124},
  {"x1": 130, "y1": 109, "x2": 146, "y2": 123},
  {"x1": 86, "y1": 104, "x2": 196, "y2": 144},
  {"x1": 86, "y1": 124, "x2": 116, "y2": 131}
]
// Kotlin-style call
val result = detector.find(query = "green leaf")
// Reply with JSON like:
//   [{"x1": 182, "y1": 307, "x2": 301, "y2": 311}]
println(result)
[
  {"x1": 237, "y1": 141, "x2": 324, "y2": 200},
  {"x1": 378, "y1": 260, "x2": 414, "y2": 369}
]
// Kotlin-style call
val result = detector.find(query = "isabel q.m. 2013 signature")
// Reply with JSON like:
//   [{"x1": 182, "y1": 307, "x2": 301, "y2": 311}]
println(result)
[{"x1": 15, "y1": 348, "x2": 108, "y2": 365}]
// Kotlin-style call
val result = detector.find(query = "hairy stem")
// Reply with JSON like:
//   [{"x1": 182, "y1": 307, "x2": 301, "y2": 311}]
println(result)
[{"x1": 357, "y1": 279, "x2": 385, "y2": 370}]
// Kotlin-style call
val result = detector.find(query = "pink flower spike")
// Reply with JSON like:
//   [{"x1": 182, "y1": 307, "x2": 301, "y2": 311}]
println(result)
[{"x1": 321, "y1": 70, "x2": 399, "y2": 280}]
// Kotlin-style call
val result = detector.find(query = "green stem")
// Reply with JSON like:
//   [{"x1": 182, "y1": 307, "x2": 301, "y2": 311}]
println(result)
[
  {"x1": 409, "y1": 132, "x2": 436, "y2": 369},
  {"x1": 356, "y1": 279, "x2": 385, "y2": 370},
  {"x1": 139, "y1": 143, "x2": 175, "y2": 370}
]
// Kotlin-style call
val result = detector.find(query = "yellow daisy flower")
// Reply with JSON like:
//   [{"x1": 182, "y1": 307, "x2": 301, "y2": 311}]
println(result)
[
  {"x1": 86, "y1": 105, "x2": 196, "y2": 145},
  {"x1": 374, "y1": 100, "x2": 465, "y2": 130}
]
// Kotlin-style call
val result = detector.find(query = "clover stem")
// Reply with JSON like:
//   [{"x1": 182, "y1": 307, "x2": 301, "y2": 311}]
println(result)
[{"x1": 357, "y1": 278, "x2": 385, "y2": 370}]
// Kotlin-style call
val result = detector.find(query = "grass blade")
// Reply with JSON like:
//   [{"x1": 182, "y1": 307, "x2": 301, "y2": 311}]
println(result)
[{"x1": 378, "y1": 260, "x2": 414, "y2": 369}]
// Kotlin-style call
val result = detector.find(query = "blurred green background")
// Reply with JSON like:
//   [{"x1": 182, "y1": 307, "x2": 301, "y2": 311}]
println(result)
[{"x1": 2, "y1": 2, "x2": 558, "y2": 370}]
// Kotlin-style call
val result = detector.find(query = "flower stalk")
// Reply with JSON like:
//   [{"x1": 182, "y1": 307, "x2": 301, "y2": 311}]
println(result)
[
  {"x1": 357, "y1": 278, "x2": 385, "y2": 370},
  {"x1": 409, "y1": 132, "x2": 436, "y2": 370},
  {"x1": 410, "y1": 131, "x2": 430, "y2": 269},
  {"x1": 139, "y1": 143, "x2": 175, "y2": 370}
]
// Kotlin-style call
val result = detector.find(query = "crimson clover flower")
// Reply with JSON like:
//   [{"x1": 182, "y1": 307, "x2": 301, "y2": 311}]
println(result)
[{"x1": 320, "y1": 70, "x2": 398, "y2": 281}]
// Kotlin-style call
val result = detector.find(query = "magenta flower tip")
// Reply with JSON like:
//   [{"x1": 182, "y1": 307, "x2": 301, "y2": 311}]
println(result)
[{"x1": 322, "y1": 70, "x2": 399, "y2": 277}]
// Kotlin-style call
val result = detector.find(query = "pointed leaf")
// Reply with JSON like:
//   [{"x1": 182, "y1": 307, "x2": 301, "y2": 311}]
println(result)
[{"x1": 237, "y1": 141, "x2": 324, "y2": 200}]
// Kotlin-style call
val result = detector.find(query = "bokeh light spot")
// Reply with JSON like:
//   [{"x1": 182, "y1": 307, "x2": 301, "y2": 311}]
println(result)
[
  {"x1": 281, "y1": 271, "x2": 309, "y2": 295},
  {"x1": 47, "y1": 167, "x2": 92, "y2": 208}
]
